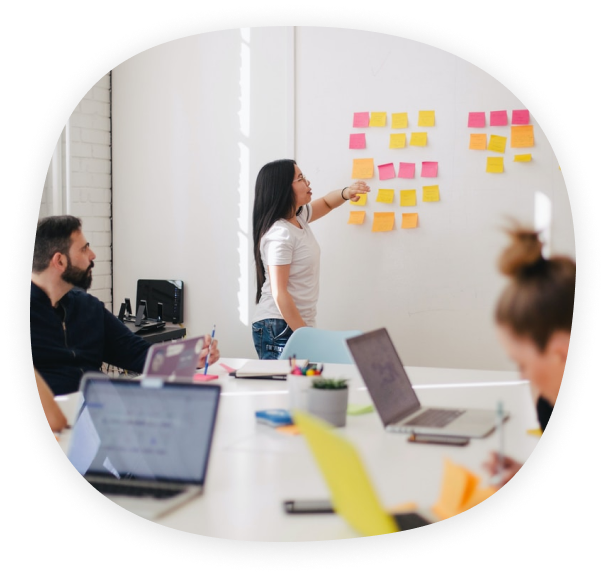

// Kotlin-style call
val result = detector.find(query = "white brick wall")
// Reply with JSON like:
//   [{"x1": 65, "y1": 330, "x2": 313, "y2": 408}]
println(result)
[{"x1": 39, "y1": 73, "x2": 113, "y2": 308}]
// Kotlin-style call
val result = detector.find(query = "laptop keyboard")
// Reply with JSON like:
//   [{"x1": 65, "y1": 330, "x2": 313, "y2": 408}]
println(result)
[
  {"x1": 405, "y1": 408, "x2": 465, "y2": 428},
  {"x1": 90, "y1": 481, "x2": 184, "y2": 499}
]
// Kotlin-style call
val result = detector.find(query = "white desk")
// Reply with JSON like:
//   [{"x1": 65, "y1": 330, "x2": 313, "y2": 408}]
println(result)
[{"x1": 57, "y1": 359, "x2": 539, "y2": 541}]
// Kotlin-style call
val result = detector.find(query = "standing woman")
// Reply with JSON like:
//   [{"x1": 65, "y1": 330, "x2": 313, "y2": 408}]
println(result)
[
  {"x1": 252, "y1": 159, "x2": 369, "y2": 359},
  {"x1": 485, "y1": 227, "x2": 575, "y2": 485}
]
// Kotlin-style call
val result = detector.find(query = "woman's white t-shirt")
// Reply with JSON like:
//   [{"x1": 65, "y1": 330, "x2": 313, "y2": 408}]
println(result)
[{"x1": 252, "y1": 205, "x2": 321, "y2": 327}]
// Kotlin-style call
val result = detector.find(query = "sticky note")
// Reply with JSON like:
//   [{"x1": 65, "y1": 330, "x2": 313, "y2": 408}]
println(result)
[
  {"x1": 352, "y1": 158, "x2": 374, "y2": 179},
  {"x1": 468, "y1": 112, "x2": 486, "y2": 128},
  {"x1": 422, "y1": 185, "x2": 440, "y2": 202},
  {"x1": 512, "y1": 109, "x2": 530, "y2": 125},
  {"x1": 486, "y1": 157, "x2": 504, "y2": 173},
  {"x1": 378, "y1": 163, "x2": 396, "y2": 180},
  {"x1": 514, "y1": 153, "x2": 532, "y2": 162},
  {"x1": 369, "y1": 112, "x2": 387, "y2": 127},
  {"x1": 410, "y1": 132, "x2": 428, "y2": 147},
  {"x1": 391, "y1": 112, "x2": 408, "y2": 129},
  {"x1": 418, "y1": 110, "x2": 435, "y2": 127},
  {"x1": 376, "y1": 188, "x2": 394, "y2": 203},
  {"x1": 398, "y1": 162, "x2": 415, "y2": 179},
  {"x1": 371, "y1": 212, "x2": 395, "y2": 232},
  {"x1": 511, "y1": 125, "x2": 534, "y2": 148},
  {"x1": 432, "y1": 459, "x2": 481, "y2": 521},
  {"x1": 401, "y1": 213, "x2": 418, "y2": 229},
  {"x1": 488, "y1": 134, "x2": 507, "y2": 153},
  {"x1": 469, "y1": 133, "x2": 487, "y2": 150},
  {"x1": 349, "y1": 133, "x2": 366, "y2": 149},
  {"x1": 350, "y1": 194, "x2": 367, "y2": 206},
  {"x1": 490, "y1": 110, "x2": 508, "y2": 126},
  {"x1": 399, "y1": 189, "x2": 416, "y2": 207},
  {"x1": 421, "y1": 161, "x2": 438, "y2": 178},
  {"x1": 348, "y1": 211, "x2": 366, "y2": 225},
  {"x1": 389, "y1": 133, "x2": 407, "y2": 149},
  {"x1": 353, "y1": 112, "x2": 370, "y2": 127}
]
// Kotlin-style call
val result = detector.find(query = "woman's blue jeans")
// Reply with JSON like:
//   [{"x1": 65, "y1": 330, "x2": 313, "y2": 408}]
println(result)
[{"x1": 252, "y1": 318, "x2": 293, "y2": 360}]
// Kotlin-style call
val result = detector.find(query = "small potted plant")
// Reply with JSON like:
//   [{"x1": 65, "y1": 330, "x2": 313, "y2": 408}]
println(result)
[{"x1": 307, "y1": 378, "x2": 349, "y2": 427}]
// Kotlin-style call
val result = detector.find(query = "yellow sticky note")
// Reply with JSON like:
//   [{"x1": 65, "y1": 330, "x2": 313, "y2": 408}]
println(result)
[
  {"x1": 469, "y1": 134, "x2": 487, "y2": 150},
  {"x1": 376, "y1": 189, "x2": 395, "y2": 203},
  {"x1": 389, "y1": 133, "x2": 407, "y2": 149},
  {"x1": 371, "y1": 212, "x2": 395, "y2": 232},
  {"x1": 350, "y1": 193, "x2": 367, "y2": 206},
  {"x1": 511, "y1": 125, "x2": 534, "y2": 148},
  {"x1": 352, "y1": 158, "x2": 374, "y2": 179},
  {"x1": 347, "y1": 211, "x2": 366, "y2": 225},
  {"x1": 422, "y1": 185, "x2": 440, "y2": 202},
  {"x1": 418, "y1": 110, "x2": 435, "y2": 127},
  {"x1": 391, "y1": 112, "x2": 408, "y2": 129},
  {"x1": 410, "y1": 132, "x2": 428, "y2": 147},
  {"x1": 514, "y1": 154, "x2": 532, "y2": 162},
  {"x1": 401, "y1": 213, "x2": 418, "y2": 229},
  {"x1": 488, "y1": 134, "x2": 507, "y2": 153},
  {"x1": 486, "y1": 157, "x2": 504, "y2": 173},
  {"x1": 369, "y1": 112, "x2": 387, "y2": 127},
  {"x1": 399, "y1": 189, "x2": 416, "y2": 207}
]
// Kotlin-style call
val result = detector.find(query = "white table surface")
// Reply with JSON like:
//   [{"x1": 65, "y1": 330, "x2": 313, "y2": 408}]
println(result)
[{"x1": 56, "y1": 358, "x2": 539, "y2": 541}]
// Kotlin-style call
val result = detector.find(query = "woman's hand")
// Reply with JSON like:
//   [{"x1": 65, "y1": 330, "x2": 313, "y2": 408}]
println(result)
[
  {"x1": 197, "y1": 334, "x2": 220, "y2": 368},
  {"x1": 482, "y1": 451, "x2": 522, "y2": 487},
  {"x1": 345, "y1": 180, "x2": 370, "y2": 202}
]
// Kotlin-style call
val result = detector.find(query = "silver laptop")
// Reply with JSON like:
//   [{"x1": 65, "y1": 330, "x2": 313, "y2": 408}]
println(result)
[
  {"x1": 346, "y1": 328, "x2": 504, "y2": 438},
  {"x1": 68, "y1": 374, "x2": 221, "y2": 519},
  {"x1": 142, "y1": 335, "x2": 205, "y2": 379}
]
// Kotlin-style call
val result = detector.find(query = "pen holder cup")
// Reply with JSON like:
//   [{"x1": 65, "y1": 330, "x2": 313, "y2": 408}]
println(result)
[
  {"x1": 307, "y1": 386, "x2": 349, "y2": 428},
  {"x1": 288, "y1": 374, "x2": 315, "y2": 412}
]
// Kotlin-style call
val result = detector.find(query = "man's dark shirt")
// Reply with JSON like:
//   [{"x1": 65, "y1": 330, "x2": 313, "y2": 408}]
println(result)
[{"x1": 537, "y1": 396, "x2": 554, "y2": 432}]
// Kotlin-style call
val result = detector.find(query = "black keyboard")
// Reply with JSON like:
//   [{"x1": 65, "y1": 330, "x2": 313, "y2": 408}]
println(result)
[
  {"x1": 89, "y1": 481, "x2": 184, "y2": 499},
  {"x1": 405, "y1": 408, "x2": 464, "y2": 428}
]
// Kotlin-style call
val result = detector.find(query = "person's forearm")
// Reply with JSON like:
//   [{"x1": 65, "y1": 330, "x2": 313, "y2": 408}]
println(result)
[
  {"x1": 321, "y1": 188, "x2": 348, "y2": 211},
  {"x1": 274, "y1": 290, "x2": 307, "y2": 331}
]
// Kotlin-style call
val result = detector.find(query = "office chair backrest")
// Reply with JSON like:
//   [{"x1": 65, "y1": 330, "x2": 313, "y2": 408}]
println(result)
[{"x1": 279, "y1": 327, "x2": 363, "y2": 364}]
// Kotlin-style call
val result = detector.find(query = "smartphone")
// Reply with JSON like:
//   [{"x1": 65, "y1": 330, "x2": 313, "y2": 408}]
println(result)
[
  {"x1": 283, "y1": 500, "x2": 334, "y2": 514},
  {"x1": 393, "y1": 512, "x2": 432, "y2": 531},
  {"x1": 407, "y1": 433, "x2": 469, "y2": 446}
]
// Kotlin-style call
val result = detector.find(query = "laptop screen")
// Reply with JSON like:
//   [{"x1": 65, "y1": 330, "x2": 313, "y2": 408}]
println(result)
[
  {"x1": 68, "y1": 377, "x2": 220, "y2": 485},
  {"x1": 346, "y1": 328, "x2": 421, "y2": 425}
]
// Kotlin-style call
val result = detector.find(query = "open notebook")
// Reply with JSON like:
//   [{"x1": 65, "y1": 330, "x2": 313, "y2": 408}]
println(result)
[{"x1": 231, "y1": 359, "x2": 309, "y2": 380}]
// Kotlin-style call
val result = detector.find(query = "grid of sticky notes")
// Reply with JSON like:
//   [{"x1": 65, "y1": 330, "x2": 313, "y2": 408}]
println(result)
[
  {"x1": 348, "y1": 110, "x2": 440, "y2": 231},
  {"x1": 467, "y1": 109, "x2": 534, "y2": 173}
]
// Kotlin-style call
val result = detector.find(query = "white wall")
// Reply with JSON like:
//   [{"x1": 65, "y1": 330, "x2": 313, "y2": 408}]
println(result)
[{"x1": 111, "y1": 27, "x2": 574, "y2": 369}]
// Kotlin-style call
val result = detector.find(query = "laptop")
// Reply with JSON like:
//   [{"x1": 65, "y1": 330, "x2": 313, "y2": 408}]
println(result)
[
  {"x1": 294, "y1": 410, "x2": 432, "y2": 536},
  {"x1": 346, "y1": 328, "x2": 504, "y2": 438},
  {"x1": 68, "y1": 374, "x2": 221, "y2": 520},
  {"x1": 142, "y1": 335, "x2": 205, "y2": 380}
]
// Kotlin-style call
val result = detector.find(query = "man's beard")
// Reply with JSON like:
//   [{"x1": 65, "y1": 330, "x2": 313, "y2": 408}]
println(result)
[{"x1": 61, "y1": 257, "x2": 94, "y2": 290}]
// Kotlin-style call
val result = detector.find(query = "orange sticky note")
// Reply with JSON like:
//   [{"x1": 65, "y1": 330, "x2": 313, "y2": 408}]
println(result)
[
  {"x1": 469, "y1": 134, "x2": 487, "y2": 150},
  {"x1": 511, "y1": 125, "x2": 534, "y2": 148},
  {"x1": 350, "y1": 193, "x2": 367, "y2": 206},
  {"x1": 399, "y1": 189, "x2": 416, "y2": 207},
  {"x1": 391, "y1": 112, "x2": 408, "y2": 129},
  {"x1": 422, "y1": 185, "x2": 440, "y2": 202},
  {"x1": 275, "y1": 425, "x2": 301, "y2": 436},
  {"x1": 410, "y1": 132, "x2": 428, "y2": 147},
  {"x1": 348, "y1": 211, "x2": 366, "y2": 225},
  {"x1": 389, "y1": 133, "x2": 407, "y2": 148},
  {"x1": 486, "y1": 157, "x2": 504, "y2": 173},
  {"x1": 352, "y1": 158, "x2": 374, "y2": 179},
  {"x1": 369, "y1": 112, "x2": 387, "y2": 127},
  {"x1": 432, "y1": 459, "x2": 480, "y2": 520},
  {"x1": 371, "y1": 212, "x2": 395, "y2": 232},
  {"x1": 376, "y1": 189, "x2": 395, "y2": 203},
  {"x1": 401, "y1": 213, "x2": 418, "y2": 229},
  {"x1": 418, "y1": 110, "x2": 435, "y2": 127}
]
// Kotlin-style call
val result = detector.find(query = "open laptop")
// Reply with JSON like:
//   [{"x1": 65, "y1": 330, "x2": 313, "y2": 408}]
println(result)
[
  {"x1": 346, "y1": 328, "x2": 504, "y2": 438},
  {"x1": 142, "y1": 335, "x2": 205, "y2": 380},
  {"x1": 68, "y1": 374, "x2": 221, "y2": 520}
]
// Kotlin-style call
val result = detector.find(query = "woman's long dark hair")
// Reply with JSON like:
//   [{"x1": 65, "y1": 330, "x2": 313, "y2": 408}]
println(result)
[{"x1": 253, "y1": 159, "x2": 298, "y2": 304}]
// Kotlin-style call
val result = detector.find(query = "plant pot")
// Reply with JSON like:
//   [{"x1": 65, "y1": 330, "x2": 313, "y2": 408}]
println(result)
[{"x1": 307, "y1": 386, "x2": 349, "y2": 427}]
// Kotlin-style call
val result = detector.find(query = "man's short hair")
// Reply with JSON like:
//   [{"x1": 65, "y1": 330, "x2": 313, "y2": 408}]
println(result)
[{"x1": 33, "y1": 215, "x2": 82, "y2": 273}]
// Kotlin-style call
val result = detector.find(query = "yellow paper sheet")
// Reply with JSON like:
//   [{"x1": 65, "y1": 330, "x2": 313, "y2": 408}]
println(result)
[
  {"x1": 399, "y1": 189, "x2": 417, "y2": 207},
  {"x1": 376, "y1": 189, "x2": 395, "y2": 203},
  {"x1": 469, "y1": 133, "x2": 487, "y2": 150},
  {"x1": 391, "y1": 112, "x2": 408, "y2": 129},
  {"x1": 418, "y1": 110, "x2": 435, "y2": 127},
  {"x1": 410, "y1": 132, "x2": 428, "y2": 147},
  {"x1": 511, "y1": 125, "x2": 534, "y2": 148},
  {"x1": 350, "y1": 193, "x2": 368, "y2": 206},
  {"x1": 514, "y1": 154, "x2": 532, "y2": 162},
  {"x1": 422, "y1": 185, "x2": 440, "y2": 202},
  {"x1": 371, "y1": 212, "x2": 395, "y2": 232},
  {"x1": 352, "y1": 158, "x2": 374, "y2": 179},
  {"x1": 347, "y1": 211, "x2": 366, "y2": 225},
  {"x1": 401, "y1": 213, "x2": 418, "y2": 229},
  {"x1": 486, "y1": 157, "x2": 504, "y2": 173},
  {"x1": 369, "y1": 112, "x2": 387, "y2": 127},
  {"x1": 488, "y1": 134, "x2": 507, "y2": 153},
  {"x1": 389, "y1": 133, "x2": 407, "y2": 149}
]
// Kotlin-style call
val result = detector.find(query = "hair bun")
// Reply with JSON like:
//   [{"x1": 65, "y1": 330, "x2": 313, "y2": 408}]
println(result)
[{"x1": 499, "y1": 227, "x2": 544, "y2": 277}]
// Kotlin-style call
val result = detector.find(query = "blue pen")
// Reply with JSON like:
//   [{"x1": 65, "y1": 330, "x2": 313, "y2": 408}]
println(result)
[{"x1": 203, "y1": 324, "x2": 216, "y2": 375}]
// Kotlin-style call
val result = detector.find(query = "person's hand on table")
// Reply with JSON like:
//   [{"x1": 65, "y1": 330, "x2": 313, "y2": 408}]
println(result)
[
  {"x1": 344, "y1": 180, "x2": 370, "y2": 202},
  {"x1": 197, "y1": 334, "x2": 220, "y2": 368},
  {"x1": 483, "y1": 451, "x2": 522, "y2": 488}
]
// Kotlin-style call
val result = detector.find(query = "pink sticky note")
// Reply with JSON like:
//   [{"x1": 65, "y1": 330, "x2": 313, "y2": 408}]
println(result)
[
  {"x1": 378, "y1": 163, "x2": 396, "y2": 180},
  {"x1": 490, "y1": 110, "x2": 508, "y2": 126},
  {"x1": 193, "y1": 374, "x2": 219, "y2": 382},
  {"x1": 421, "y1": 161, "x2": 438, "y2": 178},
  {"x1": 349, "y1": 133, "x2": 366, "y2": 149},
  {"x1": 468, "y1": 112, "x2": 485, "y2": 128},
  {"x1": 353, "y1": 112, "x2": 370, "y2": 128},
  {"x1": 512, "y1": 109, "x2": 530, "y2": 125},
  {"x1": 398, "y1": 162, "x2": 415, "y2": 179}
]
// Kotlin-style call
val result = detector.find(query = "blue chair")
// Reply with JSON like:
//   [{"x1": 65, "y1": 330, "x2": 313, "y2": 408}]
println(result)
[{"x1": 279, "y1": 327, "x2": 363, "y2": 364}]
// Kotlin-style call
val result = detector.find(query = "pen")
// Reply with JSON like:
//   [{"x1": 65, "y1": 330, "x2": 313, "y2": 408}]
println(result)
[
  {"x1": 496, "y1": 400, "x2": 504, "y2": 483},
  {"x1": 203, "y1": 324, "x2": 216, "y2": 375}
]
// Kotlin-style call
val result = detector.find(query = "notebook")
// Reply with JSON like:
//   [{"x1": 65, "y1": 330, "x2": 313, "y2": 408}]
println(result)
[
  {"x1": 231, "y1": 359, "x2": 308, "y2": 380},
  {"x1": 346, "y1": 328, "x2": 505, "y2": 438},
  {"x1": 142, "y1": 335, "x2": 205, "y2": 380},
  {"x1": 68, "y1": 374, "x2": 221, "y2": 520},
  {"x1": 294, "y1": 410, "x2": 432, "y2": 536}
]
